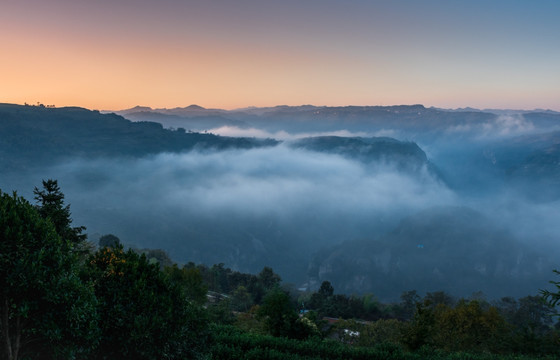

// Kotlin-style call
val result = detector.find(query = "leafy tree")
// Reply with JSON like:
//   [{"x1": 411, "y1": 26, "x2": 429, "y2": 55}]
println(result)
[
  {"x1": 362, "y1": 293, "x2": 382, "y2": 320},
  {"x1": 85, "y1": 245, "x2": 209, "y2": 359},
  {"x1": 405, "y1": 298, "x2": 509, "y2": 353},
  {"x1": 306, "y1": 281, "x2": 372, "y2": 320},
  {"x1": 33, "y1": 179, "x2": 86, "y2": 245},
  {"x1": 98, "y1": 234, "x2": 120, "y2": 248},
  {"x1": 231, "y1": 285, "x2": 253, "y2": 312},
  {"x1": 403, "y1": 300, "x2": 437, "y2": 350},
  {"x1": 0, "y1": 190, "x2": 98, "y2": 360},
  {"x1": 308, "y1": 281, "x2": 334, "y2": 312},
  {"x1": 542, "y1": 269, "x2": 560, "y2": 309},
  {"x1": 138, "y1": 248, "x2": 174, "y2": 269},
  {"x1": 207, "y1": 298, "x2": 235, "y2": 325},
  {"x1": 398, "y1": 290, "x2": 420, "y2": 321},
  {"x1": 324, "y1": 294, "x2": 352, "y2": 319},
  {"x1": 318, "y1": 281, "x2": 334, "y2": 297},
  {"x1": 164, "y1": 264, "x2": 208, "y2": 306},
  {"x1": 357, "y1": 319, "x2": 409, "y2": 347},
  {"x1": 423, "y1": 291, "x2": 455, "y2": 308},
  {"x1": 432, "y1": 299, "x2": 509, "y2": 353},
  {"x1": 515, "y1": 295, "x2": 555, "y2": 334},
  {"x1": 208, "y1": 263, "x2": 231, "y2": 294},
  {"x1": 257, "y1": 288, "x2": 298, "y2": 337},
  {"x1": 499, "y1": 294, "x2": 558, "y2": 354},
  {"x1": 258, "y1": 266, "x2": 282, "y2": 290}
]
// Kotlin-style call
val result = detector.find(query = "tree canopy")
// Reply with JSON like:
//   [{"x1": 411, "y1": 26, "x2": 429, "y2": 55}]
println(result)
[
  {"x1": 85, "y1": 245, "x2": 209, "y2": 359},
  {"x1": 33, "y1": 179, "x2": 86, "y2": 245},
  {"x1": 542, "y1": 269, "x2": 560, "y2": 308},
  {"x1": 0, "y1": 190, "x2": 98, "y2": 360}
]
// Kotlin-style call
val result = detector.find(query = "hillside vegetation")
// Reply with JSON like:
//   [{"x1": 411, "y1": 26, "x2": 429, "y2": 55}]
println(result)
[{"x1": 1, "y1": 181, "x2": 559, "y2": 359}]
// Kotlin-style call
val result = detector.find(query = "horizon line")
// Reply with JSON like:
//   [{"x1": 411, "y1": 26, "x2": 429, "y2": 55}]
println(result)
[{"x1": 4, "y1": 101, "x2": 558, "y2": 114}]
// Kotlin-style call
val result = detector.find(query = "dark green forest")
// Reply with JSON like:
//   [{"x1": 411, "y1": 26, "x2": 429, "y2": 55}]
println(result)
[
  {"x1": 1, "y1": 181, "x2": 559, "y2": 360},
  {"x1": 0, "y1": 103, "x2": 277, "y2": 171}
]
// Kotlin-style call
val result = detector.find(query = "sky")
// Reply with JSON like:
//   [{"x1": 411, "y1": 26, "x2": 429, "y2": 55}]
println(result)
[{"x1": 1, "y1": 0, "x2": 559, "y2": 111}]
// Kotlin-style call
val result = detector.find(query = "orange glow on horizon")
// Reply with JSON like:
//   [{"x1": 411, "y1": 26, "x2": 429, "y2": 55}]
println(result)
[{"x1": 1, "y1": 1, "x2": 559, "y2": 112}]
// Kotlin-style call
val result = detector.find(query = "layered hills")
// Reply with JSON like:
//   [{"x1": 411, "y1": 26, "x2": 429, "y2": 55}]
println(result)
[
  {"x1": 0, "y1": 103, "x2": 276, "y2": 169},
  {"x1": 1, "y1": 102, "x2": 558, "y2": 300}
]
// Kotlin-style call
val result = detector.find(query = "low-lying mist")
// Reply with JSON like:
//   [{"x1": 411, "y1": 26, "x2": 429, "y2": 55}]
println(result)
[
  {"x1": 3, "y1": 103, "x2": 560, "y2": 299},
  {"x1": 3, "y1": 144, "x2": 453, "y2": 278},
  {"x1": 4, "y1": 140, "x2": 559, "y2": 298}
]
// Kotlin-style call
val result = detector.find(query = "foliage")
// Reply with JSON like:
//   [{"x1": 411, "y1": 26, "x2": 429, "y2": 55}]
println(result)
[
  {"x1": 0, "y1": 103, "x2": 278, "y2": 171},
  {"x1": 496, "y1": 294, "x2": 556, "y2": 347},
  {"x1": 397, "y1": 290, "x2": 421, "y2": 321},
  {"x1": 164, "y1": 263, "x2": 208, "y2": 306},
  {"x1": 85, "y1": 245, "x2": 209, "y2": 359},
  {"x1": 259, "y1": 266, "x2": 282, "y2": 290},
  {"x1": 423, "y1": 291, "x2": 455, "y2": 308},
  {"x1": 137, "y1": 248, "x2": 174, "y2": 269},
  {"x1": 257, "y1": 288, "x2": 299, "y2": 337},
  {"x1": 357, "y1": 319, "x2": 410, "y2": 347},
  {"x1": 0, "y1": 190, "x2": 98, "y2": 360},
  {"x1": 433, "y1": 300, "x2": 509, "y2": 353},
  {"x1": 3, "y1": 180, "x2": 560, "y2": 358},
  {"x1": 231, "y1": 285, "x2": 253, "y2": 312},
  {"x1": 541, "y1": 269, "x2": 560, "y2": 308},
  {"x1": 234, "y1": 305, "x2": 268, "y2": 334},
  {"x1": 207, "y1": 298, "x2": 236, "y2": 325},
  {"x1": 306, "y1": 281, "x2": 390, "y2": 321},
  {"x1": 405, "y1": 299, "x2": 510, "y2": 353},
  {"x1": 33, "y1": 179, "x2": 86, "y2": 245},
  {"x1": 210, "y1": 324, "x2": 552, "y2": 360},
  {"x1": 98, "y1": 234, "x2": 121, "y2": 248}
]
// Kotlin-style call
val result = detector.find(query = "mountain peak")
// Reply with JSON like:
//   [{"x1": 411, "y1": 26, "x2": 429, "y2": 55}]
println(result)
[
  {"x1": 184, "y1": 104, "x2": 206, "y2": 110},
  {"x1": 129, "y1": 105, "x2": 153, "y2": 112}
]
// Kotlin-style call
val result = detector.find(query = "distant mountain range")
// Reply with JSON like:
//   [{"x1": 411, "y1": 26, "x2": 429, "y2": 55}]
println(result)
[
  {"x1": 433, "y1": 106, "x2": 560, "y2": 115},
  {"x1": 113, "y1": 104, "x2": 560, "y2": 117},
  {"x1": 111, "y1": 104, "x2": 560, "y2": 141},
  {"x1": 110, "y1": 103, "x2": 560, "y2": 198}
]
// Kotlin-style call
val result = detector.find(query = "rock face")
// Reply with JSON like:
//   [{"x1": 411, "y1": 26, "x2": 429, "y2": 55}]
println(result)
[{"x1": 307, "y1": 206, "x2": 554, "y2": 300}]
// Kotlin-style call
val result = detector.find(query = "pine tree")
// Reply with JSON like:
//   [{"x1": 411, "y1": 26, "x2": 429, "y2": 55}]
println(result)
[{"x1": 33, "y1": 179, "x2": 87, "y2": 244}]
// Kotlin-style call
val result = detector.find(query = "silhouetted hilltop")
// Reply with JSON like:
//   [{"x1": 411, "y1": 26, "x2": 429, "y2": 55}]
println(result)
[
  {"x1": 184, "y1": 104, "x2": 205, "y2": 110},
  {"x1": 117, "y1": 105, "x2": 153, "y2": 113},
  {"x1": 291, "y1": 136, "x2": 439, "y2": 176},
  {"x1": 0, "y1": 103, "x2": 276, "y2": 169},
  {"x1": 122, "y1": 111, "x2": 249, "y2": 131},
  {"x1": 113, "y1": 104, "x2": 560, "y2": 146},
  {"x1": 115, "y1": 104, "x2": 226, "y2": 118}
]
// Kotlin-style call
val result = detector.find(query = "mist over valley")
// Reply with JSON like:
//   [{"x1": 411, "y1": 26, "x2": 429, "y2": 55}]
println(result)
[{"x1": 2, "y1": 103, "x2": 560, "y2": 300}]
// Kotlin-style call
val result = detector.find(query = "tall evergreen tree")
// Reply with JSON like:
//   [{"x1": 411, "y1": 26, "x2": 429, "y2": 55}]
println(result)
[
  {"x1": 33, "y1": 179, "x2": 86, "y2": 245},
  {"x1": 542, "y1": 269, "x2": 560, "y2": 309}
]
